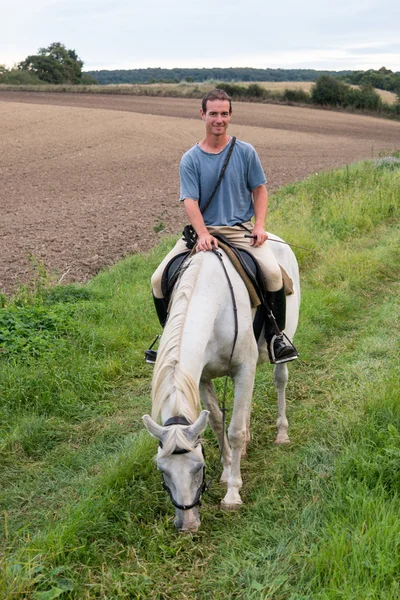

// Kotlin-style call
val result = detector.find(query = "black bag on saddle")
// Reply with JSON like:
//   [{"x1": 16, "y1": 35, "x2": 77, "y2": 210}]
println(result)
[
  {"x1": 182, "y1": 224, "x2": 198, "y2": 250},
  {"x1": 182, "y1": 136, "x2": 236, "y2": 249}
]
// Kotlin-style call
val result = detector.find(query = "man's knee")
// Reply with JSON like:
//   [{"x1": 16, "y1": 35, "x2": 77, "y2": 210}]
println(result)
[
  {"x1": 150, "y1": 238, "x2": 188, "y2": 298},
  {"x1": 151, "y1": 270, "x2": 163, "y2": 298},
  {"x1": 265, "y1": 262, "x2": 283, "y2": 291}
]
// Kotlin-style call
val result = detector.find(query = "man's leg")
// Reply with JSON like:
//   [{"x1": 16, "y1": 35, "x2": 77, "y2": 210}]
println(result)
[
  {"x1": 146, "y1": 238, "x2": 189, "y2": 364},
  {"x1": 151, "y1": 238, "x2": 189, "y2": 300},
  {"x1": 207, "y1": 223, "x2": 297, "y2": 364}
]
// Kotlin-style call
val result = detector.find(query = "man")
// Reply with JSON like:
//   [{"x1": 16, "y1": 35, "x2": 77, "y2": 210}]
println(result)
[{"x1": 147, "y1": 88, "x2": 297, "y2": 364}]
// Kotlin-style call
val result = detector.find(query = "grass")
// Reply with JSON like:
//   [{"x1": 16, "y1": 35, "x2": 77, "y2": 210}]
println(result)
[{"x1": 0, "y1": 157, "x2": 399, "y2": 598}]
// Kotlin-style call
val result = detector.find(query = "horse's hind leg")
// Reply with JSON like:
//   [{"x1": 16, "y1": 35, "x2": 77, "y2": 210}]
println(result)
[
  {"x1": 199, "y1": 380, "x2": 232, "y2": 483},
  {"x1": 274, "y1": 363, "x2": 290, "y2": 445}
]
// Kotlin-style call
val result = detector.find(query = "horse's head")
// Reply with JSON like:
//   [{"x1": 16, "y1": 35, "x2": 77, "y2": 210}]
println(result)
[{"x1": 142, "y1": 410, "x2": 209, "y2": 532}]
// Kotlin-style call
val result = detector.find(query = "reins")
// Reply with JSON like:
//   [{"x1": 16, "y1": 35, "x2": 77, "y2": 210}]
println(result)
[{"x1": 201, "y1": 246, "x2": 239, "y2": 492}]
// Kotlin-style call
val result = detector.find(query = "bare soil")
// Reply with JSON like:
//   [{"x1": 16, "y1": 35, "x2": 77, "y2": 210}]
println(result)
[{"x1": 1, "y1": 91, "x2": 399, "y2": 294}]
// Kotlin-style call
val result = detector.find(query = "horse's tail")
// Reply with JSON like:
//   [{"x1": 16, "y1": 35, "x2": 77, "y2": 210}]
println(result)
[{"x1": 151, "y1": 255, "x2": 202, "y2": 423}]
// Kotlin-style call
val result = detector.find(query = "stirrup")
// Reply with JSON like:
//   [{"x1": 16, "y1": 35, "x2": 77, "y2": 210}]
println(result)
[
  {"x1": 145, "y1": 349, "x2": 157, "y2": 364},
  {"x1": 145, "y1": 334, "x2": 160, "y2": 365},
  {"x1": 268, "y1": 333, "x2": 298, "y2": 365}
]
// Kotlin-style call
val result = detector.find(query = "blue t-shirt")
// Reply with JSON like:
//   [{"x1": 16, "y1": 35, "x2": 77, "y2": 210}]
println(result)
[{"x1": 179, "y1": 139, "x2": 267, "y2": 226}]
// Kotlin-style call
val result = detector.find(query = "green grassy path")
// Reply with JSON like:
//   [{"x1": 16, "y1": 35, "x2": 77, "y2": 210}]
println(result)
[{"x1": 1, "y1": 158, "x2": 399, "y2": 598}]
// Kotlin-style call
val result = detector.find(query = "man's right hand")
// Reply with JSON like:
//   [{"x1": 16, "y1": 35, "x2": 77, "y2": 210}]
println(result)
[{"x1": 196, "y1": 232, "x2": 219, "y2": 252}]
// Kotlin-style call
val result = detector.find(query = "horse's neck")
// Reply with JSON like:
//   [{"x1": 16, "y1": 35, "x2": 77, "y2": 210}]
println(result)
[
  {"x1": 160, "y1": 401, "x2": 187, "y2": 425},
  {"x1": 179, "y1": 253, "x2": 242, "y2": 378},
  {"x1": 152, "y1": 251, "x2": 249, "y2": 423}
]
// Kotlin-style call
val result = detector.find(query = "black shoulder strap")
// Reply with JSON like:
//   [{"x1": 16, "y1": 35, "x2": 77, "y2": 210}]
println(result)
[{"x1": 201, "y1": 136, "x2": 236, "y2": 216}]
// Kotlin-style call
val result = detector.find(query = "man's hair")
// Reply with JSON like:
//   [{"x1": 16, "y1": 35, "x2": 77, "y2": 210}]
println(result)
[{"x1": 201, "y1": 89, "x2": 232, "y2": 114}]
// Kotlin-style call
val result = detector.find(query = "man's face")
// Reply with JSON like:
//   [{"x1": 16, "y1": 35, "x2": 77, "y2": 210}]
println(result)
[{"x1": 200, "y1": 99, "x2": 231, "y2": 137}]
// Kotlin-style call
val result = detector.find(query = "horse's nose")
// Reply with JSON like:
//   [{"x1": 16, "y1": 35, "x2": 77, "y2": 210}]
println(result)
[
  {"x1": 174, "y1": 508, "x2": 200, "y2": 532},
  {"x1": 177, "y1": 518, "x2": 201, "y2": 533}
]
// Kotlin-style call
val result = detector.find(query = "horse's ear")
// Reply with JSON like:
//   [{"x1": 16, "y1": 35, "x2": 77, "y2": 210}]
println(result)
[
  {"x1": 142, "y1": 415, "x2": 164, "y2": 441},
  {"x1": 186, "y1": 410, "x2": 210, "y2": 441}
]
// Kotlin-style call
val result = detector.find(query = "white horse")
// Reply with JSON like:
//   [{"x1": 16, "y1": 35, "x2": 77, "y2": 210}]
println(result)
[{"x1": 143, "y1": 234, "x2": 300, "y2": 532}]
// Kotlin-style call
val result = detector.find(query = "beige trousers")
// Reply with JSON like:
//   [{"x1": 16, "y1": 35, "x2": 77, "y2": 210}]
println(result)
[{"x1": 151, "y1": 222, "x2": 283, "y2": 298}]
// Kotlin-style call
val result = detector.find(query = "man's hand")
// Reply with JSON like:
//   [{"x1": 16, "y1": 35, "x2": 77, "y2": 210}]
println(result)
[
  {"x1": 196, "y1": 232, "x2": 219, "y2": 252},
  {"x1": 250, "y1": 224, "x2": 268, "y2": 247}
]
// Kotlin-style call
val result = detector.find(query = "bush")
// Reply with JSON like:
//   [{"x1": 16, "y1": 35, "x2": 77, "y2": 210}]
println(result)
[
  {"x1": 356, "y1": 85, "x2": 382, "y2": 110},
  {"x1": 246, "y1": 83, "x2": 266, "y2": 98},
  {"x1": 312, "y1": 76, "x2": 383, "y2": 113},
  {"x1": 0, "y1": 305, "x2": 74, "y2": 357},
  {"x1": 311, "y1": 75, "x2": 348, "y2": 106},
  {"x1": 216, "y1": 82, "x2": 247, "y2": 97},
  {"x1": 80, "y1": 73, "x2": 98, "y2": 85},
  {"x1": 283, "y1": 88, "x2": 311, "y2": 103},
  {"x1": 0, "y1": 67, "x2": 43, "y2": 85}
]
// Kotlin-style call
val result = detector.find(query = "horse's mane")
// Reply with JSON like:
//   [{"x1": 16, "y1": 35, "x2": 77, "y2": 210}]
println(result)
[
  {"x1": 157, "y1": 426, "x2": 197, "y2": 459},
  {"x1": 151, "y1": 255, "x2": 202, "y2": 424}
]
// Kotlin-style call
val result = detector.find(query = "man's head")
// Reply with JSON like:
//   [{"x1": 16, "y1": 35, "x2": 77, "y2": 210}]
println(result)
[
  {"x1": 200, "y1": 89, "x2": 232, "y2": 138},
  {"x1": 201, "y1": 89, "x2": 232, "y2": 114}
]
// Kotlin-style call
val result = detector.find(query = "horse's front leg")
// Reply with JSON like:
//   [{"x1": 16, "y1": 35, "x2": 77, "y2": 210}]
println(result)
[
  {"x1": 200, "y1": 380, "x2": 232, "y2": 483},
  {"x1": 221, "y1": 365, "x2": 255, "y2": 509},
  {"x1": 274, "y1": 363, "x2": 290, "y2": 444}
]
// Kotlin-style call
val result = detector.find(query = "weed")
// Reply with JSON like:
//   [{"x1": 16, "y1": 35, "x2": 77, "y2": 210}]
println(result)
[{"x1": 153, "y1": 220, "x2": 166, "y2": 233}]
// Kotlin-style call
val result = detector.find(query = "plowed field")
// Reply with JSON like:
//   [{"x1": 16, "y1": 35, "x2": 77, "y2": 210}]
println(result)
[{"x1": 1, "y1": 91, "x2": 399, "y2": 293}]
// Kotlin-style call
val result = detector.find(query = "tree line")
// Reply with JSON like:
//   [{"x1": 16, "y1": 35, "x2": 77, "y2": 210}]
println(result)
[
  {"x1": 1, "y1": 42, "x2": 399, "y2": 118},
  {"x1": 340, "y1": 67, "x2": 400, "y2": 94},
  {"x1": 85, "y1": 67, "x2": 354, "y2": 85},
  {"x1": 216, "y1": 79, "x2": 400, "y2": 117}
]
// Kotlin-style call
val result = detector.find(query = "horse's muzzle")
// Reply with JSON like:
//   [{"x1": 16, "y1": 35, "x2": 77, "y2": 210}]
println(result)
[{"x1": 174, "y1": 507, "x2": 200, "y2": 532}]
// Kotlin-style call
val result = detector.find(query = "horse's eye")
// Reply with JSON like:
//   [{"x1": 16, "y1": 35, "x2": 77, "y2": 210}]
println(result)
[{"x1": 192, "y1": 464, "x2": 204, "y2": 474}]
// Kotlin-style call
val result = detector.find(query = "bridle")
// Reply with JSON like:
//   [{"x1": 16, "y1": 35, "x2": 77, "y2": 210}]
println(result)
[
  {"x1": 159, "y1": 247, "x2": 238, "y2": 512},
  {"x1": 159, "y1": 416, "x2": 207, "y2": 511}
]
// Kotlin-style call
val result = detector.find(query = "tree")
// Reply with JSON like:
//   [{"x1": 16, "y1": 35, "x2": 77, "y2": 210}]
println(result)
[
  {"x1": 19, "y1": 42, "x2": 84, "y2": 84},
  {"x1": 311, "y1": 75, "x2": 348, "y2": 106}
]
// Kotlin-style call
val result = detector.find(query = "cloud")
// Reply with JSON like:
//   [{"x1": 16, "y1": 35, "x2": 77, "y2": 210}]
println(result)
[{"x1": 2, "y1": 0, "x2": 400, "y2": 71}]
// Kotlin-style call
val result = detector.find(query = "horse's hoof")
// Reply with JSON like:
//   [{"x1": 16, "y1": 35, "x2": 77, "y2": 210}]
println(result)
[
  {"x1": 220, "y1": 501, "x2": 242, "y2": 511},
  {"x1": 275, "y1": 435, "x2": 290, "y2": 445}
]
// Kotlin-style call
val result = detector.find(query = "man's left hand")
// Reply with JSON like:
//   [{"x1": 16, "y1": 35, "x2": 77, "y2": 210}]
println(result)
[{"x1": 250, "y1": 225, "x2": 268, "y2": 247}]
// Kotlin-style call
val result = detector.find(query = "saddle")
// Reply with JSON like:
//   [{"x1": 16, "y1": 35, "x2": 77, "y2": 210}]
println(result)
[{"x1": 161, "y1": 235, "x2": 293, "y2": 342}]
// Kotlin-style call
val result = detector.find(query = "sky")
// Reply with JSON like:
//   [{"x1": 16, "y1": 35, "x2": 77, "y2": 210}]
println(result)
[{"x1": 2, "y1": 0, "x2": 400, "y2": 73}]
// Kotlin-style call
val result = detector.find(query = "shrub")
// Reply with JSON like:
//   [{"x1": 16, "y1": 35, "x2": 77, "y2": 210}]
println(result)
[
  {"x1": 312, "y1": 76, "x2": 383, "y2": 113},
  {"x1": 0, "y1": 305, "x2": 74, "y2": 357},
  {"x1": 311, "y1": 75, "x2": 348, "y2": 106},
  {"x1": 0, "y1": 67, "x2": 43, "y2": 85},
  {"x1": 246, "y1": 83, "x2": 266, "y2": 98},
  {"x1": 80, "y1": 73, "x2": 98, "y2": 85},
  {"x1": 354, "y1": 85, "x2": 382, "y2": 110},
  {"x1": 216, "y1": 82, "x2": 247, "y2": 97},
  {"x1": 283, "y1": 88, "x2": 311, "y2": 103}
]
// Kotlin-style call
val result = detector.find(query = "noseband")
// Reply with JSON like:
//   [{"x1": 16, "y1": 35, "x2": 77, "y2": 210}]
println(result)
[{"x1": 159, "y1": 416, "x2": 206, "y2": 511}]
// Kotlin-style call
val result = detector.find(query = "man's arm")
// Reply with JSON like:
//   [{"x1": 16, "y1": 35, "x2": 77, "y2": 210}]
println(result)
[
  {"x1": 184, "y1": 198, "x2": 218, "y2": 252},
  {"x1": 251, "y1": 184, "x2": 269, "y2": 247}
]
